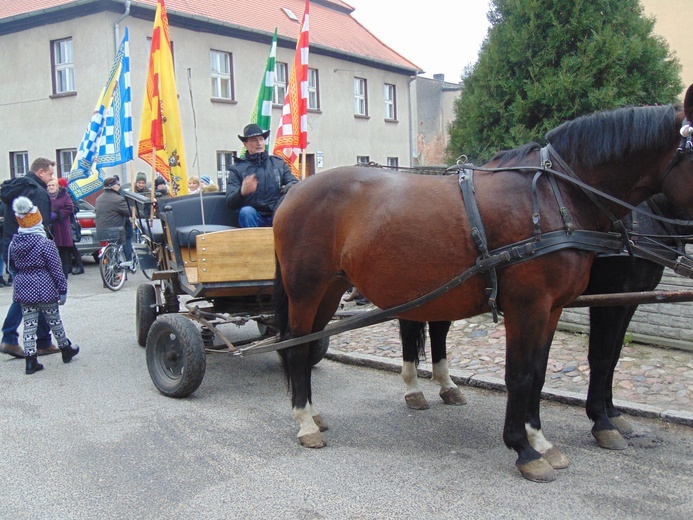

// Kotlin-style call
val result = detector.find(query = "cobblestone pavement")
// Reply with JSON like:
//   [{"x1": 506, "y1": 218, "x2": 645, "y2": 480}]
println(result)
[{"x1": 332, "y1": 301, "x2": 693, "y2": 415}]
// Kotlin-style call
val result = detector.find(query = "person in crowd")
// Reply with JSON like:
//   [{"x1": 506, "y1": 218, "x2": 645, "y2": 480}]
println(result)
[
  {"x1": 201, "y1": 183, "x2": 219, "y2": 193},
  {"x1": 60, "y1": 178, "x2": 85, "y2": 275},
  {"x1": 154, "y1": 176, "x2": 170, "y2": 200},
  {"x1": 188, "y1": 176, "x2": 200, "y2": 194},
  {"x1": 0, "y1": 189, "x2": 6, "y2": 287},
  {"x1": 134, "y1": 172, "x2": 149, "y2": 195},
  {"x1": 0, "y1": 157, "x2": 57, "y2": 358},
  {"x1": 199, "y1": 176, "x2": 212, "y2": 189},
  {"x1": 8, "y1": 196, "x2": 79, "y2": 374},
  {"x1": 47, "y1": 178, "x2": 74, "y2": 278},
  {"x1": 225, "y1": 124, "x2": 297, "y2": 227},
  {"x1": 95, "y1": 176, "x2": 132, "y2": 263}
]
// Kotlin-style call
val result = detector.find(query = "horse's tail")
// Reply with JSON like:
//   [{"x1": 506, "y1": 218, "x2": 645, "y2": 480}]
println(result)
[
  {"x1": 272, "y1": 256, "x2": 292, "y2": 387},
  {"x1": 399, "y1": 319, "x2": 427, "y2": 367}
]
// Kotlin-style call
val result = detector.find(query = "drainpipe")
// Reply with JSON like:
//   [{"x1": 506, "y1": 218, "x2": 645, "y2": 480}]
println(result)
[
  {"x1": 114, "y1": 0, "x2": 131, "y2": 183},
  {"x1": 114, "y1": 0, "x2": 131, "y2": 52},
  {"x1": 407, "y1": 75, "x2": 417, "y2": 167}
]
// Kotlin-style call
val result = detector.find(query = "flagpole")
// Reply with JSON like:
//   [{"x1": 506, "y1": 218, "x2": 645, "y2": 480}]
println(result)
[{"x1": 150, "y1": 148, "x2": 157, "y2": 220}]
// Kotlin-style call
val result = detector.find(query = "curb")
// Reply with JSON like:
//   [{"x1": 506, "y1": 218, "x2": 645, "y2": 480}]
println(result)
[{"x1": 325, "y1": 349, "x2": 693, "y2": 428}]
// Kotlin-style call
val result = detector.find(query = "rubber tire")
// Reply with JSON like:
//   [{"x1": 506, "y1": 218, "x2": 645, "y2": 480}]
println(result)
[
  {"x1": 136, "y1": 284, "x2": 158, "y2": 347},
  {"x1": 310, "y1": 337, "x2": 330, "y2": 366},
  {"x1": 100, "y1": 244, "x2": 125, "y2": 291},
  {"x1": 146, "y1": 314, "x2": 206, "y2": 398}
]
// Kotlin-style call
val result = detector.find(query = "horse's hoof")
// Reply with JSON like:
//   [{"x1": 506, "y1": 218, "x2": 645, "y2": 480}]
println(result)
[
  {"x1": 440, "y1": 387, "x2": 467, "y2": 406},
  {"x1": 313, "y1": 414, "x2": 329, "y2": 432},
  {"x1": 592, "y1": 428, "x2": 628, "y2": 450},
  {"x1": 609, "y1": 415, "x2": 635, "y2": 436},
  {"x1": 516, "y1": 457, "x2": 557, "y2": 483},
  {"x1": 516, "y1": 458, "x2": 557, "y2": 483},
  {"x1": 405, "y1": 392, "x2": 430, "y2": 410},
  {"x1": 541, "y1": 447, "x2": 569, "y2": 469},
  {"x1": 299, "y1": 431, "x2": 326, "y2": 448}
]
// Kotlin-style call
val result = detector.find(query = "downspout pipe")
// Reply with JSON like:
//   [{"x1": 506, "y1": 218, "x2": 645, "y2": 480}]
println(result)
[{"x1": 408, "y1": 75, "x2": 417, "y2": 167}]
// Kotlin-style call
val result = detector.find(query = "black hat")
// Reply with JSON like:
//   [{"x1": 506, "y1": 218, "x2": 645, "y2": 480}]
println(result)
[
  {"x1": 154, "y1": 176, "x2": 167, "y2": 187},
  {"x1": 238, "y1": 123, "x2": 270, "y2": 142},
  {"x1": 103, "y1": 177, "x2": 119, "y2": 188}
]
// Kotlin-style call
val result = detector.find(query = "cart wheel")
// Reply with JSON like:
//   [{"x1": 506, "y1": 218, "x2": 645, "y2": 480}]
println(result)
[
  {"x1": 146, "y1": 314, "x2": 206, "y2": 397},
  {"x1": 136, "y1": 284, "x2": 158, "y2": 347},
  {"x1": 310, "y1": 337, "x2": 330, "y2": 366}
]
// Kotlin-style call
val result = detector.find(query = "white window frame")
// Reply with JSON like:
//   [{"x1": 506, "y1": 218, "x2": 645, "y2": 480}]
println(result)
[
  {"x1": 217, "y1": 150, "x2": 237, "y2": 190},
  {"x1": 10, "y1": 151, "x2": 29, "y2": 178},
  {"x1": 387, "y1": 157, "x2": 399, "y2": 168},
  {"x1": 274, "y1": 62, "x2": 288, "y2": 105},
  {"x1": 384, "y1": 83, "x2": 397, "y2": 120},
  {"x1": 210, "y1": 50, "x2": 233, "y2": 100},
  {"x1": 354, "y1": 77, "x2": 367, "y2": 116},
  {"x1": 57, "y1": 149, "x2": 77, "y2": 178},
  {"x1": 356, "y1": 155, "x2": 370, "y2": 164},
  {"x1": 308, "y1": 68, "x2": 320, "y2": 110},
  {"x1": 52, "y1": 38, "x2": 75, "y2": 94}
]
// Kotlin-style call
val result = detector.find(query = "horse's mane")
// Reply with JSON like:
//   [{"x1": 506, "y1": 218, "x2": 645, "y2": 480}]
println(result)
[
  {"x1": 546, "y1": 105, "x2": 680, "y2": 169},
  {"x1": 492, "y1": 142, "x2": 541, "y2": 166}
]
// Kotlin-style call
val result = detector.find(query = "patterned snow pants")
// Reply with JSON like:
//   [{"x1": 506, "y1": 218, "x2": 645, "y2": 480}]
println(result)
[{"x1": 21, "y1": 303, "x2": 68, "y2": 356}]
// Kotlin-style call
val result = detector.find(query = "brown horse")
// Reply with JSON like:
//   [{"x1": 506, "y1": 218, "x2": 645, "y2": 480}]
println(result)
[{"x1": 273, "y1": 85, "x2": 693, "y2": 482}]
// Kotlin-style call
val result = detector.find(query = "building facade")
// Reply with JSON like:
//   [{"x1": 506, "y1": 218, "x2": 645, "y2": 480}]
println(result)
[{"x1": 0, "y1": 0, "x2": 420, "y2": 187}]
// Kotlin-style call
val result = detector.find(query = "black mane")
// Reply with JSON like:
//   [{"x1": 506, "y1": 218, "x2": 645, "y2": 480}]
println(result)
[{"x1": 546, "y1": 105, "x2": 680, "y2": 169}]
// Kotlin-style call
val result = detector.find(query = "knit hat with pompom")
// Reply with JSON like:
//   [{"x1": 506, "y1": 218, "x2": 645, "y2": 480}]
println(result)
[{"x1": 13, "y1": 196, "x2": 42, "y2": 228}]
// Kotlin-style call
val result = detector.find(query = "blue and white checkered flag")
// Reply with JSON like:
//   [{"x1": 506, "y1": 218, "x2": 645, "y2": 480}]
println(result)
[{"x1": 68, "y1": 28, "x2": 132, "y2": 199}]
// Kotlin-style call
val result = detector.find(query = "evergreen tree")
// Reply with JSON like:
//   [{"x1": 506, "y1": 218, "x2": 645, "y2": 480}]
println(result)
[{"x1": 448, "y1": 0, "x2": 682, "y2": 164}]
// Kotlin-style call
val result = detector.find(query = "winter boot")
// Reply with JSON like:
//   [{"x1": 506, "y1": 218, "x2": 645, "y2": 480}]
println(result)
[
  {"x1": 25, "y1": 355, "x2": 44, "y2": 375},
  {"x1": 61, "y1": 342, "x2": 80, "y2": 363}
]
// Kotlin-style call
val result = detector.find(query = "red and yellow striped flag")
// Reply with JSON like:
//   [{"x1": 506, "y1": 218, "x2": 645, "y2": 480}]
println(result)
[
  {"x1": 273, "y1": 0, "x2": 309, "y2": 178},
  {"x1": 138, "y1": 0, "x2": 188, "y2": 195}
]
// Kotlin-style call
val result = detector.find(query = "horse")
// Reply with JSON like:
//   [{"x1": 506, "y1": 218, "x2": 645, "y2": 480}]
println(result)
[
  {"x1": 397, "y1": 193, "x2": 693, "y2": 452},
  {"x1": 272, "y1": 85, "x2": 693, "y2": 482}
]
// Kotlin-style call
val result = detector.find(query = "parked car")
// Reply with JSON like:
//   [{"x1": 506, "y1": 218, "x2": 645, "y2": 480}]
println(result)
[{"x1": 74, "y1": 199, "x2": 99, "y2": 260}]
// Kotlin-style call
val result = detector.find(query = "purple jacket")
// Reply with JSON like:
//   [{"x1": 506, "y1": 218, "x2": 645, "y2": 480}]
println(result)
[
  {"x1": 50, "y1": 187, "x2": 74, "y2": 247},
  {"x1": 9, "y1": 234, "x2": 67, "y2": 304}
]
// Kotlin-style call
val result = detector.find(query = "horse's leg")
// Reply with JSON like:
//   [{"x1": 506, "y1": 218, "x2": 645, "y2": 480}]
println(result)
[
  {"x1": 399, "y1": 319, "x2": 429, "y2": 410},
  {"x1": 525, "y1": 326, "x2": 570, "y2": 470},
  {"x1": 586, "y1": 304, "x2": 634, "y2": 450},
  {"x1": 429, "y1": 321, "x2": 467, "y2": 405},
  {"x1": 503, "y1": 308, "x2": 562, "y2": 483},
  {"x1": 284, "y1": 343, "x2": 325, "y2": 448}
]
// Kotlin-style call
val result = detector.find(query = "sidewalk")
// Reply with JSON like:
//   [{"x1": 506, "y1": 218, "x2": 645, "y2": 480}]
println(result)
[{"x1": 328, "y1": 301, "x2": 693, "y2": 427}]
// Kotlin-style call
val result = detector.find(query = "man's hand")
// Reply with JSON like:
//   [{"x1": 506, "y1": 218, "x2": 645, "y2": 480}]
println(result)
[{"x1": 240, "y1": 174, "x2": 258, "y2": 196}]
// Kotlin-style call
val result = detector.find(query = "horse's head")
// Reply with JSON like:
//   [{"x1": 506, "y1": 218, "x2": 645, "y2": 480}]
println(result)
[{"x1": 660, "y1": 84, "x2": 693, "y2": 211}]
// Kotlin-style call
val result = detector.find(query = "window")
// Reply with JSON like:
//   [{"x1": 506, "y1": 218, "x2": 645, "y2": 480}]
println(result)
[
  {"x1": 356, "y1": 156, "x2": 370, "y2": 164},
  {"x1": 9, "y1": 152, "x2": 29, "y2": 179},
  {"x1": 354, "y1": 77, "x2": 368, "y2": 116},
  {"x1": 217, "y1": 150, "x2": 237, "y2": 190},
  {"x1": 51, "y1": 38, "x2": 75, "y2": 94},
  {"x1": 384, "y1": 84, "x2": 397, "y2": 121},
  {"x1": 387, "y1": 157, "x2": 399, "y2": 168},
  {"x1": 56, "y1": 149, "x2": 76, "y2": 178},
  {"x1": 307, "y1": 68, "x2": 320, "y2": 110},
  {"x1": 210, "y1": 50, "x2": 233, "y2": 100},
  {"x1": 274, "y1": 62, "x2": 288, "y2": 104}
]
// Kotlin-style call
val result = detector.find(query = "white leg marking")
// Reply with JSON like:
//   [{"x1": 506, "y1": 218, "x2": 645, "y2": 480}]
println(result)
[
  {"x1": 432, "y1": 359, "x2": 457, "y2": 391},
  {"x1": 293, "y1": 406, "x2": 320, "y2": 437},
  {"x1": 402, "y1": 361, "x2": 422, "y2": 396},
  {"x1": 526, "y1": 423, "x2": 554, "y2": 453}
]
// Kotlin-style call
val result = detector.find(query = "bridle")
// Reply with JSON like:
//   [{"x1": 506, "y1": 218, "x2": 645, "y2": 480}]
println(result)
[{"x1": 660, "y1": 118, "x2": 693, "y2": 189}]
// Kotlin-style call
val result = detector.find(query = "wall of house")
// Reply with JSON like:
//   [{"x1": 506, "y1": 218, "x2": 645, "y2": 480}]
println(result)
[{"x1": 0, "y1": 11, "x2": 413, "y2": 185}]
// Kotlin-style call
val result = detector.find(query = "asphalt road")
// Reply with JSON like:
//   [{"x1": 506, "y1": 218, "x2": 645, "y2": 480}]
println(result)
[{"x1": 0, "y1": 263, "x2": 691, "y2": 519}]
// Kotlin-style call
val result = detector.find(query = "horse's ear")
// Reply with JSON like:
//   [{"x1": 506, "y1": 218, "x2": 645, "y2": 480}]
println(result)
[{"x1": 685, "y1": 84, "x2": 693, "y2": 121}]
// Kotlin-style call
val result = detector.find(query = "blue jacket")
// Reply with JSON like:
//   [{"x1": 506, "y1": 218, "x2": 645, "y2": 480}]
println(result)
[{"x1": 9, "y1": 233, "x2": 67, "y2": 304}]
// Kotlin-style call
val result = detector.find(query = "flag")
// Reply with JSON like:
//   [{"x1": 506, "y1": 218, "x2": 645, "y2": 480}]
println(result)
[
  {"x1": 243, "y1": 28, "x2": 278, "y2": 156},
  {"x1": 138, "y1": 0, "x2": 188, "y2": 195},
  {"x1": 273, "y1": 0, "x2": 309, "y2": 178},
  {"x1": 68, "y1": 27, "x2": 133, "y2": 199}
]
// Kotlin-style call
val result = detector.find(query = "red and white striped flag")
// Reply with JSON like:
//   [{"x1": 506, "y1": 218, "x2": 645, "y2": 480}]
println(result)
[{"x1": 273, "y1": 0, "x2": 309, "y2": 178}]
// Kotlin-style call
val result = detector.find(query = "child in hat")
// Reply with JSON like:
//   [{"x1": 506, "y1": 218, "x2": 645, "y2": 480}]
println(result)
[{"x1": 8, "y1": 196, "x2": 79, "y2": 374}]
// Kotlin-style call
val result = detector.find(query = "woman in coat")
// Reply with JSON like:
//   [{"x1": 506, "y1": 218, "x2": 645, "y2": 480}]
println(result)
[{"x1": 47, "y1": 178, "x2": 74, "y2": 278}]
